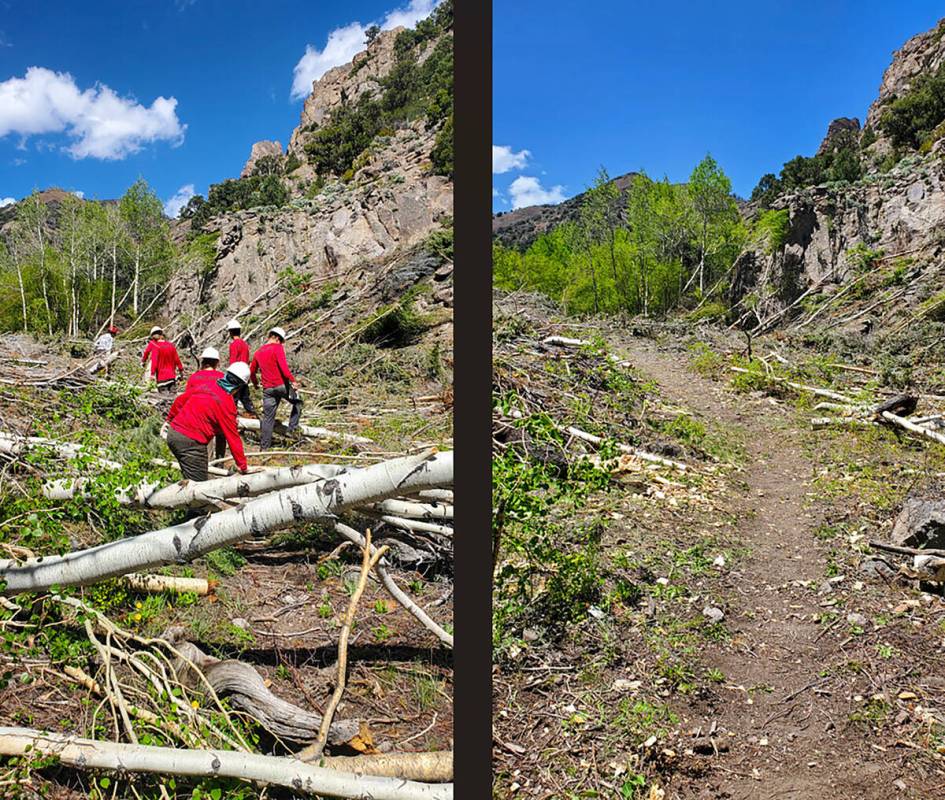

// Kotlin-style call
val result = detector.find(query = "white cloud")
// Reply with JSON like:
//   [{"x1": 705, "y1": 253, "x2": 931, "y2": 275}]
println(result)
[
  {"x1": 383, "y1": 0, "x2": 438, "y2": 29},
  {"x1": 290, "y1": 0, "x2": 442, "y2": 101},
  {"x1": 0, "y1": 197, "x2": 14, "y2": 207},
  {"x1": 493, "y1": 145, "x2": 530, "y2": 174},
  {"x1": 0, "y1": 67, "x2": 185, "y2": 160},
  {"x1": 163, "y1": 183, "x2": 195, "y2": 218},
  {"x1": 72, "y1": 190, "x2": 84, "y2": 199},
  {"x1": 508, "y1": 175, "x2": 566, "y2": 209}
]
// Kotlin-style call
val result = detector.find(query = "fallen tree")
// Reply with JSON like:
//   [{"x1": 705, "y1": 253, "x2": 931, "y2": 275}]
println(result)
[
  {"x1": 237, "y1": 417, "x2": 372, "y2": 446},
  {"x1": 0, "y1": 728, "x2": 453, "y2": 800},
  {"x1": 43, "y1": 463, "x2": 349, "y2": 507},
  {"x1": 0, "y1": 450, "x2": 453, "y2": 595}
]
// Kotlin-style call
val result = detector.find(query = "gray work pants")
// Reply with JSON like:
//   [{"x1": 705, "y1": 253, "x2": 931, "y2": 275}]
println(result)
[
  {"x1": 260, "y1": 386, "x2": 303, "y2": 449},
  {"x1": 166, "y1": 427, "x2": 208, "y2": 482}
]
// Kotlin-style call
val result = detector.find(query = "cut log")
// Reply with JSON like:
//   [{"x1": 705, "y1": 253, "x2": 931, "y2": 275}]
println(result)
[
  {"x1": 238, "y1": 417, "x2": 372, "y2": 445},
  {"x1": 320, "y1": 751, "x2": 452, "y2": 782},
  {"x1": 123, "y1": 574, "x2": 209, "y2": 595},
  {"x1": 564, "y1": 426, "x2": 687, "y2": 471},
  {"x1": 0, "y1": 450, "x2": 453, "y2": 595},
  {"x1": 728, "y1": 367, "x2": 854, "y2": 403},
  {"x1": 880, "y1": 411, "x2": 945, "y2": 447},
  {"x1": 0, "y1": 727, "x2": 452, "y2": 800},
  {"x1": 373, "y1": 499, "x2": 453, "y2": 520}
]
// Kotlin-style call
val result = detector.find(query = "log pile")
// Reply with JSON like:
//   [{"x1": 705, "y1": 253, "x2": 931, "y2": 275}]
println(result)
[{"x1": 0, "y1": 449, "x2": 455, "y2": 796}]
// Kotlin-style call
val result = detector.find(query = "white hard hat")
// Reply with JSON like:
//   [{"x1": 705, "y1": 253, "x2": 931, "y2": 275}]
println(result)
[
  {"x1": 149, "y1": 326, "x2": 163, "y2": 336},
  {"x1": 226, "y1": 319, "x2": 241, "y2": 331},
  {"x1": 269, "y1": 326, "x2": 287, "y2": 341},
  {"x1": 200, "y1": 347, "x2": 220, "y2": 361},
  {"x1": 227, "y1": 361, "x2": 251, "y2": 384}
]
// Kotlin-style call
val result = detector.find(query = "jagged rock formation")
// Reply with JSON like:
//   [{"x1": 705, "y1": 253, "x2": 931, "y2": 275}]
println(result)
[
  {"x1": 491, "y1": 172, "x2": 637, "y2": 250},
  {"x1": 166, "y1": 20, "x2": 452, "y2": 348},
  {"x1": 730, "y1": 18, "x2": 945, "y2": 332},
  {"x1": 817, "y1": 117, "x2": 860, "y2": 156},
  {"x1": 288, "y1": 29, "x2": 403, "y2": 163},
  {"x1": 241, "y1": 141, "x2": 283, "y2": 178}
]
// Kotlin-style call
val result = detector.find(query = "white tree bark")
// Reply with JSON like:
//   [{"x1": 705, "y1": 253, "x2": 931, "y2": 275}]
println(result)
[
  {"x1": 380, "y1": 516, "x2": 453, "y2": 537},
  {"x1": 373, "y1": 499, "x2": 453, "y2": 520},
  {"x1": 0, "y1": 434, "x2": 123, "y2": 470},
  {"x1": 0, "y1": 728, "x2": 452, "y2": 800},
  {"x1": 1, "y1": 451, "x2": 453, "y2": 594},
  {"x1": 44, "y1": 464, "x2": 348, "y2": 507},
  {"x1": 563, "y1": 426, "x2": 688, "y2": 471},
  {"x1": 237, "y1": 417, "x2": 372, "y2": 445}
]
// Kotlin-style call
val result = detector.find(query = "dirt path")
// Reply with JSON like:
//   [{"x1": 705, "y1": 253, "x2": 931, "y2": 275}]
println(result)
[{"x1": 617, "y1": 336, "x2": 914, "y2": 799}]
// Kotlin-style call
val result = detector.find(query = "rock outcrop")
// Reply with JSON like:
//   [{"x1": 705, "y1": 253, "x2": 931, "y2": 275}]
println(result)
[
  {"x1": 165, "y1": 17, "x2": 452, "y2": 349},
  {"x1": 241, "y1": 141, "x2": 283, "y2": 178},
  {"x1": 730, "y1": 18, "x2": 945, "y2": 331},
  {"x1": 817, "y1": 117, "x2": 860, "y2": 156},
  {"x1": 866, "y1": 19, "x2": 945, "y2": 132},
  {"x1": 287, "y1": 28, "x2": 403, "y2": 163}
]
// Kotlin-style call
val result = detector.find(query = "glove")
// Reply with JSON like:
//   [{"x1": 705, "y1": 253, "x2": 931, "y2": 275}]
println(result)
[{"x1": 159, "y1": 422, "x2": 169, "y2": 440}]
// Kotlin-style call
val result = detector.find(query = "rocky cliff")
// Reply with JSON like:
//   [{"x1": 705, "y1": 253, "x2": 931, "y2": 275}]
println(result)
[
  {"x1": 166, "y1": 18, "x2": 453, "y2": 355},
  {"x1": 730, "y1": 18, "x2": 945, "y2": 334}
]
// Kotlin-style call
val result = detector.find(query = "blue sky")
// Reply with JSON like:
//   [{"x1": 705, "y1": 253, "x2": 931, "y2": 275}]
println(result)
[
  {"x1": 0, "y1": 0, "x2": 439, "y2": 215},
  {"x1": 493, "y1": 1, "x2": 944, "y2": 210}
]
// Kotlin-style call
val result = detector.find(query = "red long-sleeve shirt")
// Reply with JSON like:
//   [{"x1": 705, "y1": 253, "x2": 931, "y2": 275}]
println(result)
[
  {"x1": 141, "y1": 340, "x2": 158, "y2": 368},
  {"x1": 185, "y1": 369, "x2": 224, "y2": 391},
  {"x1": 228, "y1": 337, "x2": 250, "y2": 366},
  {"x1": 166, "y1": 383, "x2": 247, "y2": 471},
  {"x1": 250, "y1": 342, "x2": 296, "y2": 389},
  {"x1": 152, "y1": 341, "x2": 184, "y2": 382}
]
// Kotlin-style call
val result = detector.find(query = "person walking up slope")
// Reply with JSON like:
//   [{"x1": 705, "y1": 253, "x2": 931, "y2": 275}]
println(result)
[
  {"x1": 165, "y1": 362, "x2": 250, "y2": 482},
  {"x1": 250, "y1": 326, "x2": 303, "y2": 450},
  {"x1": 141, "y1": 326, "x2": 163, "y2": 382},
  {"x1": 226, "y1": 319, "x2": 256, "y2": 414},
  {"x1": 186, "y1": 347, "x2": 227, "y2": 460},
  {"x1": 152, "y1": 332, "x2": 184, "y2": 394}
]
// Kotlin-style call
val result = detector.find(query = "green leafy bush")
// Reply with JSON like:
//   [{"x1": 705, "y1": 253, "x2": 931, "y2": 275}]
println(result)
[
  {"x1": 755, "y1": 209, "x2": 790, "y2": 253},
  {"x1": 880, "y1": 61, "x2": 945, "y2": 150}
]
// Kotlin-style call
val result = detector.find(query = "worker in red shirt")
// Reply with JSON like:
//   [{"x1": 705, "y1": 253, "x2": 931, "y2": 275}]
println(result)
[
  {"x1": 165, "y1": 362, "x2": 250, "y2": 482},
  {"x1": 185, "y1": 347, "x2": 224, "y2": 390},
  {"x1": 185, "y1": 347, "x2": 227, "y2": 462},
  {"x1": 226, "y1": 319, "x2": 256, "y2": 415},
  {"x1": 250, "y1": 326, "x2": 303, "y2": 449},
  {"x1": 152, "y1": 335, "x2": 184, "y2": 394},
  {"x1": 141, "y1": 326, "x2": 163, "y2": 382}
]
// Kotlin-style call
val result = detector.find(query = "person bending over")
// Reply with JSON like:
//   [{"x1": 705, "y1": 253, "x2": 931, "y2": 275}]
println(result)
[{"x1": 165, "y1": 362, "x2": 250, "y2": 481}]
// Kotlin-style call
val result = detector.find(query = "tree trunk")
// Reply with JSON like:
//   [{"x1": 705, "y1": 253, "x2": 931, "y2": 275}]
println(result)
[
  {"x1": 43, "y1": 463, "x2": 349, "y2": 507},
  {"x1": 0, "y1": 728, "x2": 452, "y2": 800},
  {"x1": 11, "y1": 239, "x2": 27, "y2": 332},
  {"x1": 133, "y1": 247, "x2": 140, "y2": 316},
  {"x1": 0, "y1": 451, "x2": 453, "y2": 594},
  {"x1": 110, "y1": 240, "x2": 118, "y2": 320}
]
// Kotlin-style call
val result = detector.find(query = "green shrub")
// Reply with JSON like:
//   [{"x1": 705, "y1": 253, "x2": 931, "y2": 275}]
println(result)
[
  {"x1": 431, "y1": 113, "x2": 453, "y2": 177},
  {"x1": 880, "y1": 61, "x2": 945, "y2": 150},
  {"x1": 358, "y1": 292, "x2": 432, "y2": 347},
  {"x1": 755, "y1": 209, "x2": 790, "y2": 253}
]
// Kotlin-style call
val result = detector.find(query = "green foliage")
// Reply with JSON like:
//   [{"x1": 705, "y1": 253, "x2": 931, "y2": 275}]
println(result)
[
  {"x1": 205, "y1": 547, "x2": 247, "y2": 577},
  {"x1": 284, "y1": 152, "x2": 302, "y2": 173},
  {"x1": 750, "y1": 172, "x2": 782, "y2": 208},
  {"x1": 755, "y1": 208, "x2": 790, "y2": 253},
  {"x1": 77, "y1": 382, "x2": 145, "y2": 426},
  {"x1": 358, "y1": 290, "x2": 433, "y2": 347},
  {"x1": 187, "y1": 175, "x2": 289, "y2": 231},
  {"x1": 431, "y1": 113, "x2": 453, "y2": 177},
  {"x1": 880, "y1": 61, "x2": 945, "y2": 150},
  {"x1": 752, "y1": 129, "x2": 862, "y2": 200},
  {"x1": 494, "y1": 157, "x2": 748, "y2": 317},
  {"x1": 845, "y1": 242, "x2": 884, "y2": 272},
  {"x1": 187, "y1": 231, "x2": 220, "y2": 276}
]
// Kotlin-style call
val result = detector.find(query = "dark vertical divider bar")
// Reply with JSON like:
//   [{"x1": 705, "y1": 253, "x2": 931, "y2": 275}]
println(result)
[{"x1": 452, "y1": 0, "x2": 493, "y2": 796}]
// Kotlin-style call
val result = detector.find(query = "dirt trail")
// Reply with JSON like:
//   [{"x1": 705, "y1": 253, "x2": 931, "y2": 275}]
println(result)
[{"x1": 617, "y1": 336, "x2": 907, "y2": 799}]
